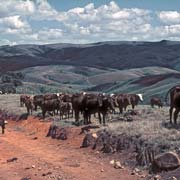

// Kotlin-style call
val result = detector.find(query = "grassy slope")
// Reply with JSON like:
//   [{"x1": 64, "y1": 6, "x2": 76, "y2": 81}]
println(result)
[{"x1": 16, "y1": 65, "x2": 180, "y2": 97}]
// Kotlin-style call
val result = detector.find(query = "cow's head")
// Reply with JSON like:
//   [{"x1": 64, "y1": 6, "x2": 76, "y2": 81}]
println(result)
[
  {"x1": 103, "y1": 97, "x2": 115, "y2": 111},
  {"x1": 137, "y1": 94, "x2": 143, "y2": 102}
]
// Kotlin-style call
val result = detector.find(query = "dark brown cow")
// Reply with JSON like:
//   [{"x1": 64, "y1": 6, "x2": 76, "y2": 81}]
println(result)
[
  {"x1": 41, "y1": 99, "x2": 60, "y2": 119},
  {"x1": 83, "y1": 94, "x2": 115, "y2": 125},
  {"x1": 61, "y1": 93, "x2": 73, "y2": 103},
  {"x1": 33, "y1": 95, "x2": 44, "y2": 111},
  {"x1": 165, "y1": 85, "x2": 180, "y2": 124},
  {"x1": 20, "y1": 94, "x2": 30, "y2": 107},
  {"x1": 43, "y1": 93, "x2": 58, "y2": 100},
  {"x1": 129, "y1": 94, "x2": 143, "y2": 109},
  {"x1": 0, "y1": 119, "x2": 5, "y2": 134},
  {"x1": 24, "y1": 97, "x2": 34, "y2": 115},
  {"x1": 0, "y1": 112, "x2": 8, "y2": 134},
  {"x1": 59, "y1": 102, "x2": 72, "y2": 120},
  {"x1": 150, "y1": 97, "x2": 163, "y2": 108},
  {"x1": 117, "y1": 94, "x2": 131, "y2": 114},
  {"x1": 71, "y1": 92, "x2": 86, "y2": 122}
]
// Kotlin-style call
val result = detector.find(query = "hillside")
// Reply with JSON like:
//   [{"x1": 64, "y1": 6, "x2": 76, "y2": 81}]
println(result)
[
  {"x1": 15, "y1": 65, "x2": 180, "y2": 102},
  {"x1": 1, "y1": 40, "x2": 180, "y2": 98},
  {"x1": 0, "y1": 40, "x2": 180, "y2": 73}
]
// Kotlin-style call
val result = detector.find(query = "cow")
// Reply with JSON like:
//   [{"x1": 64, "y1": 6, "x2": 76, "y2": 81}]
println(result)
[
  {"x1": 24, "y1": 97, "x2": 34, "y2": 115},
  {"x1": 83, "y1": 94, "x2": 115, "y2": 125},
  {"x1": 33, "y1": 95, "x2": 44, "y2": 111},
  {"x1": 71, "y1": 92, "x2": 86, "y2": 122},
  {"x1": 20, "y1": 94, "x2": 30, "y2": 107},
  {"x1": 0, "y1": 119, "x2": 5, "y2": 134},
  {"x1": 129, "y1": 94, "x2": 143, "y2": 109},
  {"x1": 43, "y1": 93, "x2": 58, "y2": 100},
  {"x1": 165, "y1": 85, "x2": 180, "y2": 124},
  {"x1": 117, "y1": 94, "x2": 131, "y2": 114},
  {"x1": 0, "y1": 112, "x2": 8, "y2": 134},
  {"x1": 41, "y1": 99, "x2": 60, "y2": 119},
  {"x1": 59, "y1": 102, "x2": 72, "y2": 120},
  {"x1": 150, "y1": 97, "x2": 163, "y2": 108}
]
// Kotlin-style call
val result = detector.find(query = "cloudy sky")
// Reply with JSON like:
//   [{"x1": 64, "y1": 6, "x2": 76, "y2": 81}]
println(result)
[{"x1": 1, "y1": 0, "x2": 180, "y2": 45}]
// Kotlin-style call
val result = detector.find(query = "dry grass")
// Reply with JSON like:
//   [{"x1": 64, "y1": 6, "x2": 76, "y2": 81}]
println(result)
[
  {"x1": 1, "y1": 94, "x2": 180, "y2": 151},
  {"x1": 106, "y1": 106, "x2": 180, "y2": 152}
]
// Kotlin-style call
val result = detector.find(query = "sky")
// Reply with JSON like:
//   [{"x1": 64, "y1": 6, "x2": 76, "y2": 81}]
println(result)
[{"x1": 1, "y1": 0, "x2": 180, "y2": 45}]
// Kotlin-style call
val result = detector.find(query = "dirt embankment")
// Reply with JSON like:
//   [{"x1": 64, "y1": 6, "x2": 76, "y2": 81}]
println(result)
[{"x1": 0, "y1": 117, "x2": 141, "y2": 180}]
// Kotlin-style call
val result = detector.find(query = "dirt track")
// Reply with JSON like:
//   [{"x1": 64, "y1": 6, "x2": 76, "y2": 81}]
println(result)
[{"x1": 0, "y1": 117, "x2": 141, "y2": 180}]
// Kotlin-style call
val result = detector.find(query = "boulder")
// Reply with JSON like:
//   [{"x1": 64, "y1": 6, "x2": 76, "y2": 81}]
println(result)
[{"x1": 152, "y1": 151, "x2": 180, "y2": 172}]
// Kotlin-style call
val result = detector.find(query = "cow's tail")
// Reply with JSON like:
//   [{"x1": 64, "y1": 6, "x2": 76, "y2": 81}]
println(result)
[{"x1": 165, "y1": 85, "x2": 180, "y2": 105}]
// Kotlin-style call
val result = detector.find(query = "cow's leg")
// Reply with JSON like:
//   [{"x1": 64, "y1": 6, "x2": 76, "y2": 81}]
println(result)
[
  {"x1": 20, "y1": 101, "x2": 23, "y2": 107},
  {"x1": 34, "y1": 104, "x2": 37, "y2": 111},
  {"x1": 103, "y1": 113, "x2": 106, "y2": 126},
  {"x1": 27, "y1": 108, "x2": 29, "y2": 115},
  {"x1": 98, "y1": 112, "x2": 102, "y2": 124},
  {"x1": 132, "y1": 104, "x2": 135, "y2": 109},
  {"x1": 169, "y1": 106, "x2": 173, "y2": 124},
  {"x1": 2, "y1": 124, "x2": 5, "y2": 134},
  {"x1": 83, "y1": 112, "x2": 88, "y2": 125},
  {"x1": 174, "y1": 108, "x2": 179, "y2": 124},
  {"x1": 60, "y1": 111, "x2": 62, "y2": 120},
  {"x1": 75, "y1": 110, "x2": 79, "y2": 122},
  {"x1": 119, "y1": 106, "x2": 123, "y2": 114},
  {"x1": 42, "y1": 110, "x2": 46, "y2": 119}
]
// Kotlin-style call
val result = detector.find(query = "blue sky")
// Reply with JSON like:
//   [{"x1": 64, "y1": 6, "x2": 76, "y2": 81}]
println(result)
[{"x1": 1, "y1": 0, "x2": 180, "y2": 45}]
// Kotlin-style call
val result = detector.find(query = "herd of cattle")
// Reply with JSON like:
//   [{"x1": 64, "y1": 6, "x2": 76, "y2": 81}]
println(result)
[
  {"x1": 20, "y1": 84, "x2": 180, "y2": 125},
  {"x1": 20, "y1": 92, "x2": 144, "y2": 125},
  {"x1": 0, "y1": 85, "x2": 180, "y2": 134}
]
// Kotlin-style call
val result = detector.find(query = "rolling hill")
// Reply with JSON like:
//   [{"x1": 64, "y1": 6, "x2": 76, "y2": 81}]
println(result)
[
  {"x1": 0, "y1": 40, "x2": 180, "y2": 101},
  {"x1": 0, "y1": 40, "x2": 180, "y2": 73}
]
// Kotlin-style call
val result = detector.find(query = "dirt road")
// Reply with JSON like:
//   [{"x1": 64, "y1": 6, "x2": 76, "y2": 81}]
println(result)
[{"x1": 0, "y1": 117, "x2": 140, "y2": 180}]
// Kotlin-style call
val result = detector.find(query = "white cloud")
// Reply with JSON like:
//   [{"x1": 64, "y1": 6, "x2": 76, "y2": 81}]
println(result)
[
  {"x1": 0, "y1": 0, "x2": 35, "y2": 17},
  {"x1": 1, "y1": 1, "x2": 180, "y2": 45},
  {"x1": 0, "y1": 16, "x2": 27, "y2": 29},
  {"x1": 158, "y1": 11, "x2": 180, "y2": 24}
]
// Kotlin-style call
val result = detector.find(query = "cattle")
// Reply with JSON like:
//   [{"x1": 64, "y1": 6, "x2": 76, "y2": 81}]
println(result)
[
  {"x1": 20, "y1": 94, "x2": 30, "y2": 107},
  {"x1": 61, "y1": 93, "x2": 73, "y2": 103},
  {"x1": 59, "y1": 102, "x2": 72, "y2": 120},
  {"x1": 41, "y1": 99, "x2": 60, "y2": 119},
  {"x1": 83, "y1": 94, "x2": 115, "y2": 125},
  {"x1": 117, "y1": 94, "x2": 131, "y2": 114},
  {"x1": 0, "y1": 119, "x2": 5, "y2": 134},
  {"x1": 0, "y1": 112, "x2": 8, "y2": 134},
  {"x1": 33, "y1": 95, "x2": 44, "y2": 111},
  {"x1": 129, "y1": 94, "x2": 143, "y2": 109},
  {"x1": 43, "y1": 93, "x2": 58, "y2": 100},
  {"x1": 71, "y1": 92, "x2": 86, "y2": 122},
  {"x1": 24, "y1": 97, "x2": 34, "y2": 115},
  {"x1": 165, "y1": 85, "x2": 180, "y2": 124},
  {"x1": 150, "y1": 97, "x2": 163, "y2": 108}
]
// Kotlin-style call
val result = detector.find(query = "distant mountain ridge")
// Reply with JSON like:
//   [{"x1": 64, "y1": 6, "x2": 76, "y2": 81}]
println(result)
[{"x1": 0, "y1": 40, "x2": 180, "y2": 73}]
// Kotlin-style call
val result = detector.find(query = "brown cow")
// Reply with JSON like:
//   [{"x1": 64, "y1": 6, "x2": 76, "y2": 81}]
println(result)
[
  {"x1": 20, "y1": 94, "x2": 30, "y2": 107},
  {"x1": 43, "y1": 93, "x2": 58, "y2": 100},
  {"x1": 33, "y1": 95, "x2": 44, "y2": 111},
  {"x1": 0, "y1": 112, "x2": 8, "y2": 134},
  {"x1": 150, "y1": 97, "x2": 163, "y2": 108},
  {"x1": 165, "y1": 85, "x2": 180, "y2": 124},
  {"x1": 24, "y1": 97, "x2": 34, "y2": 115},
  {"x1": 129, "y1": 94, "x2": 143, "y2": 109},
  {"x1": 71, "y1": 92, "x2": 86, "y2": 122},
  {"x1": 0, "y1": 119, "x2": 5, "y2": 134},
  {"x1": 117, "y1": 94, "x2": 131, "y2": 114},
  {"x1": 59, "y1": 102, "x2": 72, "y2": 120},
  {"x1": 41, "y1": 99, "x2": 60, "y2": 119},
  {"x1": 83, "y1": 94, "x2": 115, "y2": 125}
]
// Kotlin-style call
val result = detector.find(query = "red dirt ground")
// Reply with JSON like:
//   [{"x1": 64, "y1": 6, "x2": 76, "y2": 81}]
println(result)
[{"x1": 0, "y1": 117, "x2": 144, "y2": 180}]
